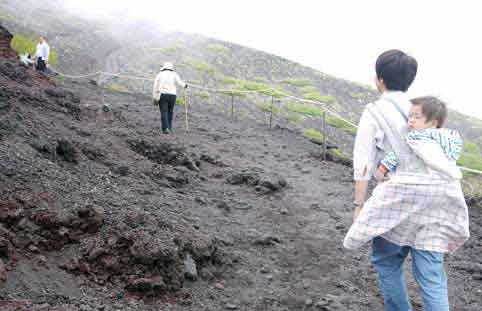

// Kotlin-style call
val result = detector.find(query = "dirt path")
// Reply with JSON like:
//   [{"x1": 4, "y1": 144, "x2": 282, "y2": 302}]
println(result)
[
  {"x1": 1, "y1": 75, "x2": 481, "y2": 311},
  {"x1": 92, "y1": 88, "x2": 482, "y2": 311}
]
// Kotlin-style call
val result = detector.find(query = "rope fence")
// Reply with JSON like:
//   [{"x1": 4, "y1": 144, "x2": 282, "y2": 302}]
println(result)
[
  {"x1": 191, "y1": 84, "x2": 482, "y2": 206},
  {"x1": 48, "y1": 66, "x2": 482, "y2": 181}
]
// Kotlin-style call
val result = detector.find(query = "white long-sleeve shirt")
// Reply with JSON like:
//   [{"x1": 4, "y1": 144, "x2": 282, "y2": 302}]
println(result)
[
  {"x1": 353, "y1": 91, "x2": 411, "y2": 181},
  {"x1": 152, "y1": 70, "x2": 186, "y2": 99},
  {"x1": 35, "y1": 42, "x2": 50, "y2": 62}
]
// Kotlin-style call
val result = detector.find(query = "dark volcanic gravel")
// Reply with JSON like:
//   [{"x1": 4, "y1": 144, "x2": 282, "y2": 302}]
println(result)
[{"x1": 1, "y1": 25, "x2": 482, "y2": 311}]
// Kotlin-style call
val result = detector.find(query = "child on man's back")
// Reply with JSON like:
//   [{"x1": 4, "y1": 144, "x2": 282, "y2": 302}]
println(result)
[{"x1": 376, "y1": 96, "x2": 463, "y2": 181}]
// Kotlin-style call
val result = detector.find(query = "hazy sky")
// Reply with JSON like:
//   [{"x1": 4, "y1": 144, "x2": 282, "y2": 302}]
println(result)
[{"x1": 65, "y1": 0, "x2": 482, "y2": 119}]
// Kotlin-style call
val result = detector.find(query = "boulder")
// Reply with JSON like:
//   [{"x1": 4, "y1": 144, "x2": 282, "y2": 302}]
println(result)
[
  {"x1": 127, "y1": 276, "x2": 166, "y2": 294},
  {"x1": 56, "y1": 139, "x2": 78, "y2": 163}
]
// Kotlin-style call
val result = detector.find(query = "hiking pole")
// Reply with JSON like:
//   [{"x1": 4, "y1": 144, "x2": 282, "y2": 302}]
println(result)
[
  {"x1": 322, "y1": 111, "x2": 327, "y2": 161},
  {"x1": 184, "y1": 88, "x2": 190, "y2": 133}
]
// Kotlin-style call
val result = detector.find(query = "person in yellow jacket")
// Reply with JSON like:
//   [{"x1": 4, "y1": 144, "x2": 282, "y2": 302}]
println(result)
[{"x1": 152, "y1": 62, "x2": 187, "y2": 134}]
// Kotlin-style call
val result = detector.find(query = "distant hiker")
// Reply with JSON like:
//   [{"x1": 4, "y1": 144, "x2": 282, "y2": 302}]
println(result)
[
  {"x1": 376, "y1": 96, "x2": 463, "y2": 182},
  {"x1": 34, "y1": 36, "x2": 50, "y2": 72},
  {"x1": 344, "y1": 50, "x2": 469, "y2": 311},
  {"x1": 152, "y1": 62, "x2": 187, "y2": 134}
]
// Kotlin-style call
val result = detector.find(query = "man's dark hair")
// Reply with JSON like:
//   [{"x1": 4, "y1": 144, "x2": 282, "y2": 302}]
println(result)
[
  {"x1": 376, "y1": 50, "x2": 418, "y2": 92},
  {"x1": 410, "y1": 96, "x2": 448, "y2": 128}
]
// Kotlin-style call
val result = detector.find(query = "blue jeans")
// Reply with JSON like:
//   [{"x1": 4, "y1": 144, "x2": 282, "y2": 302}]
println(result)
[
  {"x1": 372, "y1": 237, "x2": 449, "y2": 311},
  {"x1": 159, "y1": 93, "x2": 176, "y2": 132}
]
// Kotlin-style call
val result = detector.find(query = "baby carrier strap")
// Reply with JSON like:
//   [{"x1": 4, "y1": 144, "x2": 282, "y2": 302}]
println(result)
[{"x1": 367, "y1": 98, "x2": 428, "y2": 175}]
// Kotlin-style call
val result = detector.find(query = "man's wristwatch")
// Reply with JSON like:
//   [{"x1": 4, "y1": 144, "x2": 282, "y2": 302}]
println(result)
[{"x1": 353, "y1": 201, "x2": 363, "y2": 207}]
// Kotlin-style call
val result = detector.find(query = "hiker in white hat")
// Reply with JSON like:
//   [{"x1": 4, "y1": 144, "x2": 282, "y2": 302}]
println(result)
[
  {"x1": 152, "y1": 62, "x2": 187, "y2": 134},
  {"x1": 35, "y1": 36, "x2": 50, "y2": 73}
]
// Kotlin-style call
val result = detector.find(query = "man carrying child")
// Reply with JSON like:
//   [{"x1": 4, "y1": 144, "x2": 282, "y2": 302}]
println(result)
[{"x1": 344, "y1": 49, "x2": 469, "y2": 311}]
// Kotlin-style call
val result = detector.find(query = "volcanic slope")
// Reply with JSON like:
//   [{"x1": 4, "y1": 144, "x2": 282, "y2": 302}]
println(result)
[{"x1": 1, "y1": 25, "x2": 482, "y2": 311}]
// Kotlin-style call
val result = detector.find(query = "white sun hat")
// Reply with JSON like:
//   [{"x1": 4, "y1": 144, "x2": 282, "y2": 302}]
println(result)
[{"x1": 161, "y1": 62, "x2": 174, "y2": 70}]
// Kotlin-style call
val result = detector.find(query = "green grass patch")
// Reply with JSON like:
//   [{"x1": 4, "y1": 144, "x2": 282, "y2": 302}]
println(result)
[
  {"x1": 464, "y1": 140, "x2": 480, "y2": 154},
  {"x1": 260, "y1": 103, "x2": 280, "y2": 114},
  {"x1": 285, "y1": 112, "x2": 303, "y2": 125},
  {"x1": 239, "y1": 81, "x2": 270, "y2": 91},
  {"x1": 328, "y1": 148, "x2": 352, "y2": 163},
  {"x1": 56, "y1": 73, "x2": 65, "y2": 82},
  {"x1": 199, "y1": 91, "x2": 211, "y2": 99},
  {"x1": 254, "y1": 76, "x2": 268, "y2": 83},
  {"x1": 184, "y1": 57, "x2": 216, "y2": 75},
  {"x1": 349, "y1": 92, "x2": 366, "y2": 99},
  {"x1": 219, "y1": 89, "x2": 247, "y2": 98},
  {"x1": 458, "y1": 153, "x2": 482, "y2": 172},
  {"x1": 206, "y1": 43, "x2": 230, "y2": 56},
  {"x1": 176, "y1": 96, "x2": 185, "y2": 106},
  {"x1": 160, "y1": 42, "x2": 183, "y2": 55},
  {"x1": 259, "y1": 87, "x2": 287, "y2": 98},
  {"x1": 351, "y1": 81, "x2": 375, "y2": 91},
  {"x1": 219, "y1": 76, "x2": 238, "y2": 85},
  {"x1": 458, "y1": 140, "x2": 482, "y2": 172},
  {"x1": 301, "y1": 86, "x2": 319, "y2": 94},
  {"x1": 218, "y1": 78, "x2": 269, "y2": 92},
  {"x1": 303, "y1": 92, "x2": 336, "y2": 104},
  {"x1": 11, "y1": 33, "x2": 58, "y2": 65},
  {"x1": 326, "y1": 115, "x2": 357, "y2": 136},
  {"x1": 217, "y1": 77, "x2": 285, "y2": 98},
  {"x1": 106, "y1": 83, "x2": 127, "y2": 93},
  {"x1": 303, "y1": 128, "x2": 325, "y2": 143},
  {"x1": 281, "y1": 78, "x2": 314, "y2": 87},
  {"x1": 286, "y1": 102, "x2": 324, "y2": 118}
]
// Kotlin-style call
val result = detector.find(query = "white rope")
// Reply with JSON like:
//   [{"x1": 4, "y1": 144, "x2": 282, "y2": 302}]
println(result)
[
  {"x1": 48, "y1": 67, "x2": 102, "y2": 79},
  {"x1": 49, "y1": 66, "x2": 154, "y2": 81},
  {"x1": 186, "y1": 83, "x2": 358, "y2": 127},
  {"x1": 460, "y1": 166, "x2": 482, "y2": 174},
  {"x1": 101, "y1": 72, "x2": 153, "y2": 81},
  {"x1": 281, "y1": 93, "x2": 358, "y2": 128},
  {"x1": 188, "y1": 84, "x2": 482, "y2": 176},
  {"x1": 46, "y1": 67, "x2": 482, "y2": 176},
  {"x1": 187, "y1": 83, "x2": 273, "y2": 94}
]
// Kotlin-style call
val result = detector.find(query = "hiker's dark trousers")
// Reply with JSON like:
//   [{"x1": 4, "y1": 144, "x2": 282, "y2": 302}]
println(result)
[
  {"x1": 36, "y1": 58, "x2": 46, "y2": 72},
  {"x1": 159, "y1": 93, "x2": 177, "y2": 131}
]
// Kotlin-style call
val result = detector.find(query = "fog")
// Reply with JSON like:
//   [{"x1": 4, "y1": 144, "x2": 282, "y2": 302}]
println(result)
[{"x1": 31, "y1": 1, "x2": 482, "y2": 118}]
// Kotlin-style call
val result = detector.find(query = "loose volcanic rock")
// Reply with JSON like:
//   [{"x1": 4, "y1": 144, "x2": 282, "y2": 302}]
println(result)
[{"x1": 56, "y1": 139, "x2": 78, "y2": 163}]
